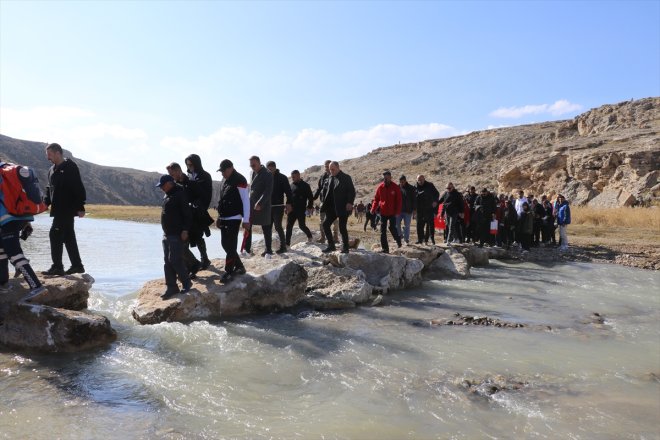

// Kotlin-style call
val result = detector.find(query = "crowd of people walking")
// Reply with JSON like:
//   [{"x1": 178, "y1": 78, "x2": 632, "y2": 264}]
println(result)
[{"x1": 0, "y1": 144, "x2": 572, "y2": 300}]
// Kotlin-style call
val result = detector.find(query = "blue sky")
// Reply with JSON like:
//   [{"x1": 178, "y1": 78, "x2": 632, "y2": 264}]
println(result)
[{"x1": 1, "y1": 0, "x2": 658, "y2": 177}]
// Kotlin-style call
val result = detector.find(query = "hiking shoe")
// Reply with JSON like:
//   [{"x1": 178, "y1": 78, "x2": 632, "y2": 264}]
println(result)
[
  {"x1": 340, "y1": 247, "x2": 349, "y2": 254},
  {"x1": 181, "y1": 280, "x2": 193, "y2": 293},
  {"x1": 221, "y1": 272, "x2": 232, "y2": 283},
  {"x1": 275, "y1": 247, "x2": 287, "y2": 255},
  {"x1": 261, "y1": 251, "x2": 273, "y2": 257},
  {"x1": 65, "y1": 265, "x2": 85, "y2": 275},
  {"x1": 322, "y1": 247, "x2": 336, "y2": 253},
  {"x1": 42, "y1": 265, "x2": 65, "y2": 276},
  {"x1": 0, "y1": 284, "x2": 13, "y2": 294},
  {"x1": 200, "y1": 258, "x2": 211, "y2": 270},
  {"x1": 22, "y1": 286, "x2": 48, "y2": 303},
  {"x1": 234, "y1": 266, "x2": 246, "y2": 275}
]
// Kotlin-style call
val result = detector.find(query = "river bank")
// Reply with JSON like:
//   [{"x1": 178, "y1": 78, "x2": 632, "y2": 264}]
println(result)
[{"x1": 83, "y1": 204, "x2": 660, "y2": 270}]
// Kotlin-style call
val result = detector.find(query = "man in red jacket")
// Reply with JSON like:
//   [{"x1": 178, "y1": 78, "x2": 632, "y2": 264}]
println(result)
[{"x1": 371, "y1": 171, "x2": 402, "y2": 253}]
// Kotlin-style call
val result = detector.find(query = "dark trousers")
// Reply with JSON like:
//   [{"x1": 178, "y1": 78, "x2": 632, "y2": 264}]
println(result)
[
  {"x1": 533, "y1": 220, "x2": 542, "y2": 245},
  {"x1": 380, "y1": 215, "x2": 401, "y2": 252},
  {"x1": 286, "y1": 211, "x2": 312, "y2": 246},
  {"x1": 445, "y1": 213, "x2": 460, "y2": 243},
  {"x1": 219, "y1": 219, "x2": 243, "y2": 273},
  {"x1": 162, "y1": 235, "x2": 190, "y2": 288},
  {"x1": 271, "y1": 207, "x2": 286, "y2": 249},
  {"x1": 182, "y1": 244, "x2": 201, "y2": 273},
  {"x1": 520, "y1": 232, "x2": 532, "y2": 251},
  {"x1": 49, "y1": 215, "x2": 82, "y2": 268},
  {"x1": 0, "y1": 221, "x2": 42, "y2": 289},
  {"x1": 417, "y1": 210, "x2": 435, "y2": 244},
  {"x1": 322, "y1": 208, "x2": 349, "y2": 250},
  {"x1": 244, "y1": 223, "x2": 273, "y2": 253},
  {"x1": 478, "y1": 220, "x2": 494, "y2": 246}
]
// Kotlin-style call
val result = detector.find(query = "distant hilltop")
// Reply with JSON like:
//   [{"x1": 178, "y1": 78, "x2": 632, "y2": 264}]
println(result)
[
  {"x1": 303, "y1": 97, "x2": 660, "y2": 208},
  {"x1": 3, "y1": 97, "x2": 658, "y2": 208},
  {"x1": 0, "y1": 134, "x2": 221, "y2": 206}
]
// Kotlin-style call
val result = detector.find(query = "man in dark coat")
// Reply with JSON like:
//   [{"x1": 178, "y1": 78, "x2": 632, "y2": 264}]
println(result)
[
  {"x1": 313, "y1": 160, "x2": 338, "y2": 243},
  {"x1": 396, "y1": 175, "x2": 416, "y2": 245},
  {"x1": 285, "y1": 169, "x2": 314, "y2": 246},
  {"x1": 320, "y1": 161, "x2": 355, "y2": 253},
  {"x1": 465, "y1": 186, "x2": 478, "y2": 242},
  {"x1": 245, "y1": 156, "x2": 273, "y2": 256},
  {"x1": 438, "y1": 182, "x2": 464, "y2": 244},
  {"x1": 474, "y1": 188, "x2": 497, "y2": 246},
  {"x1": 185, "y1": 154, "x2": 213, "y2": 268},
  {"x1": 42, "y1": 143, "x2": 87, "y2": 276},
  {"x1": 216, "y1": 159, "x2": 250, "y2": 283},
  {"x1": 415, "y1": 175, "x2": 439, "y2": 245},
  {"x1": 266, "y1": 161, "x2": 292, "y2": 254},
  {"x1": 167, "y1": 162, "x2": 203, "y2": 277},
  {"x1": 157, "y1": 174, "x2": 192, "y2": 298}
]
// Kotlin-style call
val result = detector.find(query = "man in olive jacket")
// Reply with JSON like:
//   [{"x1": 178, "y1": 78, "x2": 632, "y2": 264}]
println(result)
[
  {"x1": 266, "y1": 160, "x2": 292, "y2": 254},
  {"x1": 320, "y1": 161, "x2": 355, "y2": 253},
  {"x1": 245, "y1": 156, "x2": 273, "y2": 256}
]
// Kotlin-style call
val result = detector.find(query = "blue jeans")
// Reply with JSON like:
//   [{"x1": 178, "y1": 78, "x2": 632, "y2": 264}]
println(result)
[{"x1": 396, "y1": 212, "x2": 412, "y2": 243}]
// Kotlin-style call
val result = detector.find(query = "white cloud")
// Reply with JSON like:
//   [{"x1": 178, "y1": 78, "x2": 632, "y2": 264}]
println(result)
[
  {"x1": 1, "y1": 105, "x2": 461, "y2": 175},
  {"x1": 489, "y1": 99, "x2": 583, "y2": 118}
]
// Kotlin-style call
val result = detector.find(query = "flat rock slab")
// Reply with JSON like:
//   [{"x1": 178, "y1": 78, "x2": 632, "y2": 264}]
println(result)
[
  {"x1": 0, "y1": 303, "x2": 117, "y2": 353},
  {"x1": 0, "y1": 274, "x2": 94, "y2": 318},
  {"x1": 132, "y1": 260, "x2": 308, "y2": 325}
]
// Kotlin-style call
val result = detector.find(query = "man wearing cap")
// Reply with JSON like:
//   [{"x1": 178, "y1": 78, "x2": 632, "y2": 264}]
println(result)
[
  {"x1": 216, "y1": 159, "x2": 250, "y2": 282},
  {"x1": 371, "y1": 171, "x2": 402, "y2": 253},
  {"x1": 285, "y1": 169, "x2": 314, "y2": 246},
  {"x1": 320, "y1": 161, "x2": 355, "y2": 253},
  {"x1": 157, "y1": 174, "x2": 193, "y2": 298},
  {"x1": 396, "y1": 175, "x2": 416, "y2": 245}
]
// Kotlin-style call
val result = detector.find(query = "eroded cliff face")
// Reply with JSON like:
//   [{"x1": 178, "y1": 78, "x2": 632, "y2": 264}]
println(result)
[{"x1": 305, "y1": 98, "x2": 659, "y2": 207}]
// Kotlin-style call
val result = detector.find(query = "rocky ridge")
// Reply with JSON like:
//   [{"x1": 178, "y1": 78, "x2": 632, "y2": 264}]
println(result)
[{"x1": 303, "y1": 97, "x2": 660, "y2": 207}]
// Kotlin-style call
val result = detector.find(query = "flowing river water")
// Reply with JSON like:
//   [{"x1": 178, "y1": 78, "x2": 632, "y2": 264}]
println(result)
[{"x1": 1, "y1": 217, "x2": 659, "y2": 439}]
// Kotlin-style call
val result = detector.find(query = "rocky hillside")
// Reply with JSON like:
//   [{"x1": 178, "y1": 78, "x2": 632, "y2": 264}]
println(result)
[
  {"x1": 0, "y1": 134, "x2": 221, "y2": 206},
  {"x1": 304, "y1": 97, "x2": 660, "y2": 207}
]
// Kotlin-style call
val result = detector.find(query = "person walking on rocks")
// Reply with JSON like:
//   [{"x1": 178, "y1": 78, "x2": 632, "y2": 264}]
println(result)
[
  {"x1": 166, "y1": 162, "x2": 202, "y2": 278},
  {"x1": 519, "y1": 202, "x2": 534, "y2": 252},
  {"x1": 556, "y1": 194, "x2": 571, "y2": 251},
  {"x1": 285, "y1": 170, "x2": 314, "y2": 246},
  {"x1": 415, "y1": 175, "x2": 439, "y2": 245},
  {"x1": 0, "y1": 160, "x2": 48, "y2": 301},
  {"x1": 320, "y1": 161, "x2": 355, "y2": 253},
  {"x1": 185, "y1": 154, "x2": 214, "y2": 269},
  {"x1": 216, "y1": 160, "x2": 250, "y2": 283},
  {"x1": 157, "y1": 174, "x2": 193, "y2": 298},
  {"x1": 438, "y1": 182, "x2": 464, "y2": 244},
  {"x1": 266, "y1": 161, "x2": 292, "y2": 254},
  {"x1": 396, "y1": 175, "x2": 416, "y2": 245},
  {"x1": 313, "y1": 160, "x2": 338, "y2": 244},
  {"x1": 42, "y1": 143, "x2": 87, "y2": 277},
  {"x1": 371, "y1": 171, "x2": 402, "y2": 253},
  {"x1": 245, "y1": 156, "x2": 274, "y2": 257},
  {"x1": 474, "y1": 188, "x2": 497, "y2": 247}
]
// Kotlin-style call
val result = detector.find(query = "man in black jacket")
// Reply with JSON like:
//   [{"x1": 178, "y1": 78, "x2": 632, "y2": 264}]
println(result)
[
  {"x1": 185, "y1": 154, "x2": 213, "y2": 268},
  {"x1": 396, "y1": 175, "x2": 416, "y2": 245},
  {"x1": 216, "y1": 159, "x2": 250, "y2": 283},
  {"x1": 167, "y1": 162, "x2": 202, "y2": 277},
  {"x1": 285, "y1": 169, "x2": 314, "y2": 246},
  {"x1": 438, "y1": 182, "x2": 464, "y2": 244},
  {"x1": 157, "y1": 174, "x2": 192, "y2": 298},
  {"x1": 474, "y1": 188, "x2": 497, "y2": 246},
  {"x1": 266, "y1": 161, "x2": 292, "y2": 254},
  {"x1": 415, "y1": 175, "x2": 439, "y2": 245},
  {"x1": 42, "y1": 143, "x2": 87, "y2": 276},
  {"x1": 320, "y1": 161, "x2": 355, "y2": 253},
  {"x1": 313, "y1": 160, "x2": 338, "y2": 244}
]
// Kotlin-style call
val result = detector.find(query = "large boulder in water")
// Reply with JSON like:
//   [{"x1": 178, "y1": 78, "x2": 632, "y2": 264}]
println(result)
[
  {"x1": 302, "y1": 265, "x2": 373, "y2": 310},
  {"x1": 0, "y1": 303, "x2": 117, "y2": 352},
  {"x1": 425, "y1": 247, "x2": 471, "y2": 278},
  {"x1": 132, "y1": 259, "x2": 308, "y2": 325},
  {"x1": 327, "y1": 249, "x2": 424, "y2": 294},
  {"x1": 0, "y1": 274, "x2": 117, "y2": 353},
  {"x1": 0, "y1": 274, "x2": 93, "y2": 317}
]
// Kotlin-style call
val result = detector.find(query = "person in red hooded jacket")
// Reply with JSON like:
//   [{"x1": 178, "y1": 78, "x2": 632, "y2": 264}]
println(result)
[{"x1": 371, "y1": 171, "x2": 402, "y2": 253}]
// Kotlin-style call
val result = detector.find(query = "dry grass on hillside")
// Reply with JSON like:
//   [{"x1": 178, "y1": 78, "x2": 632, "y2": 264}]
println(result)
[{"x1": 571, "y1": 206, "x2": 660, "y2": 229}]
